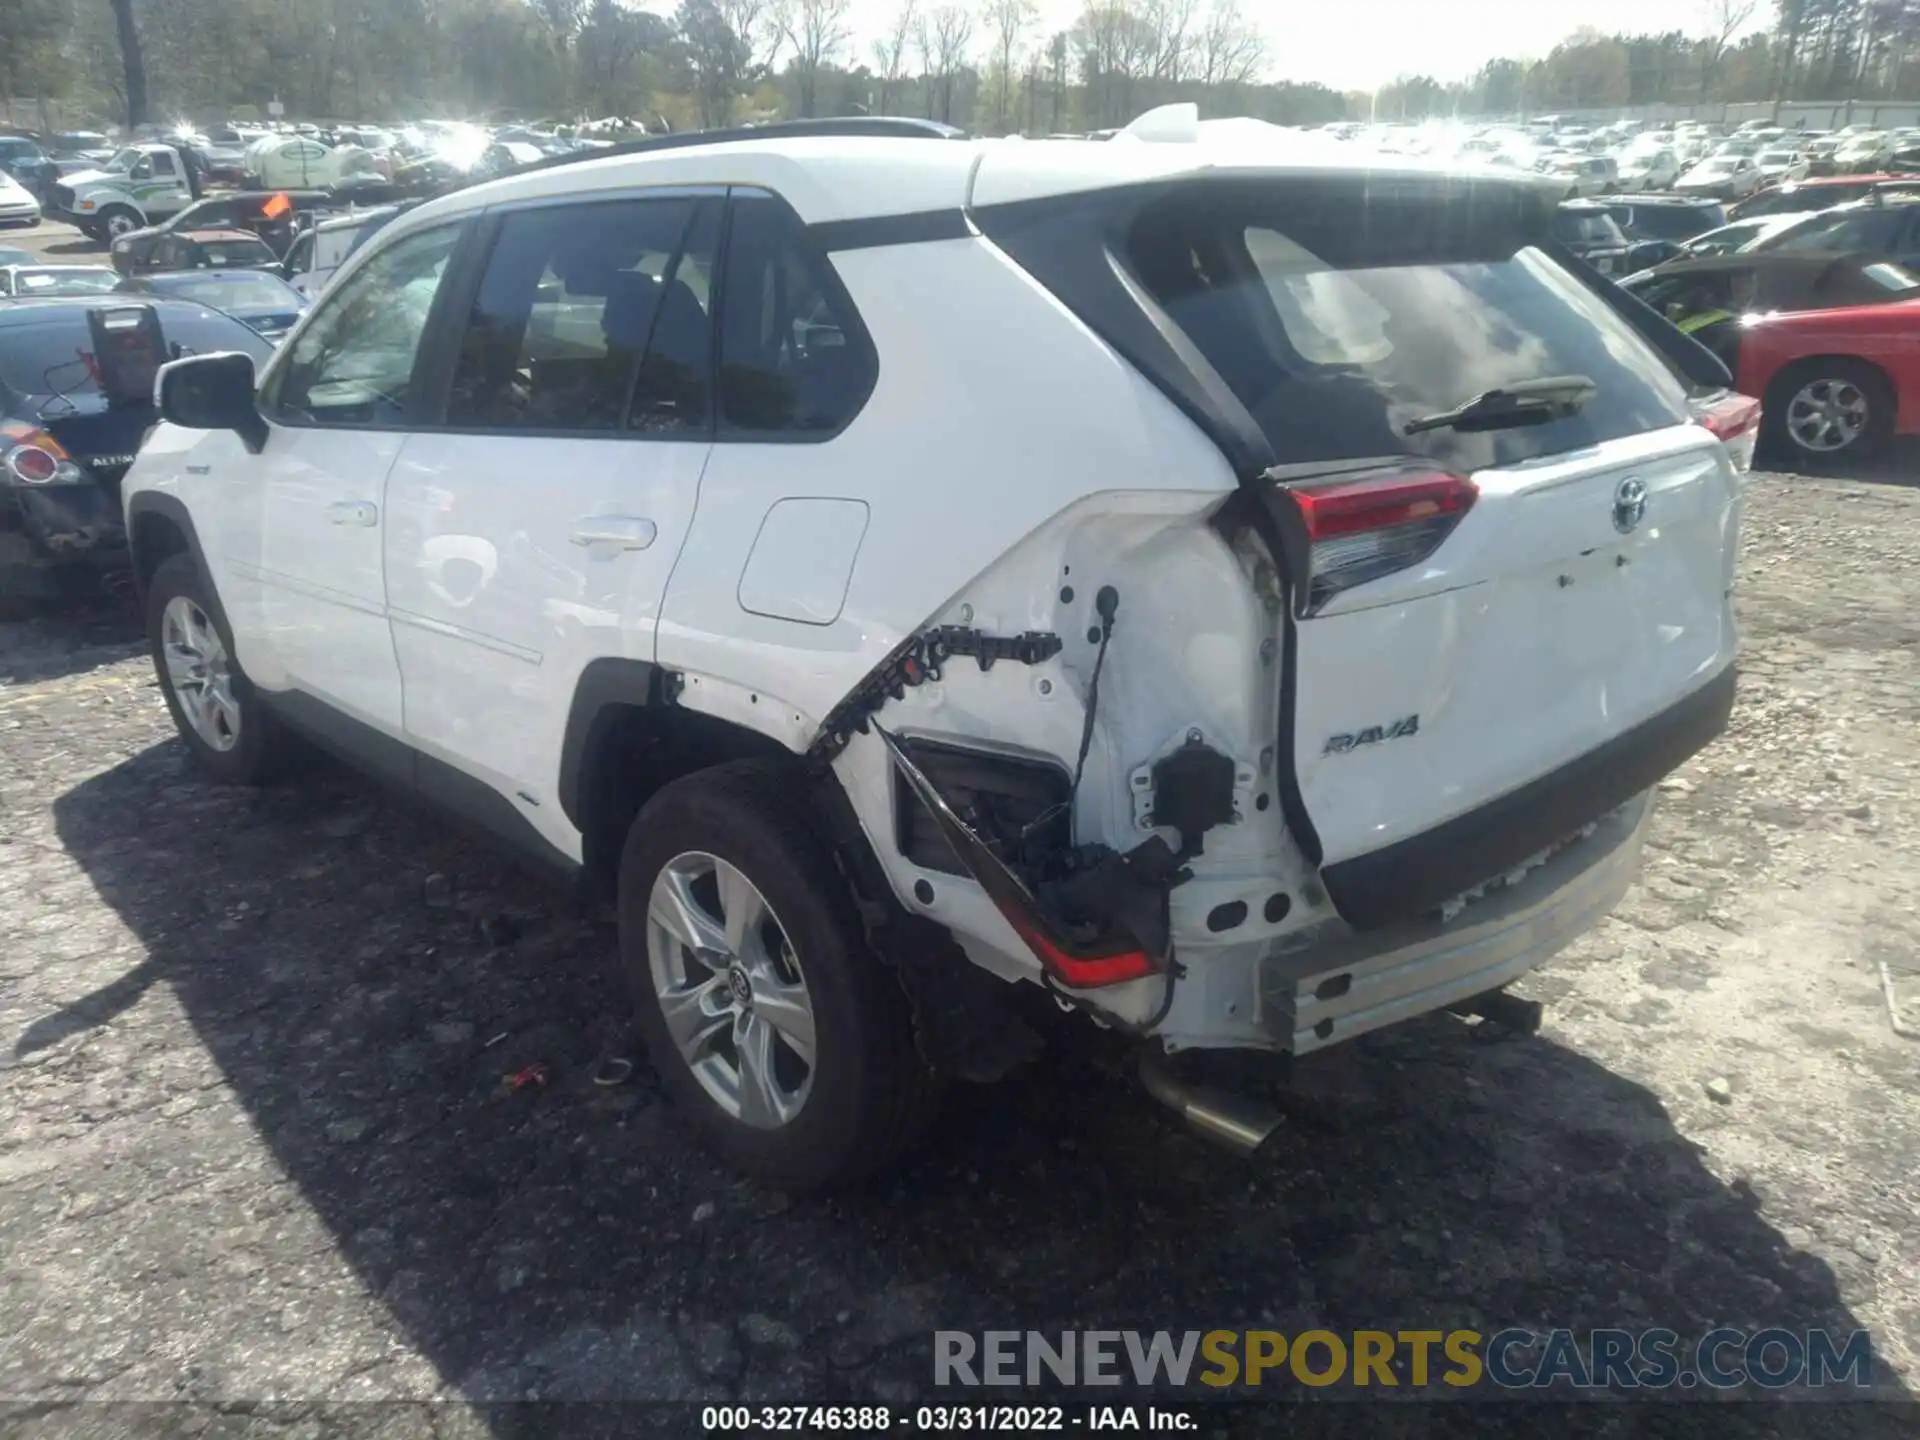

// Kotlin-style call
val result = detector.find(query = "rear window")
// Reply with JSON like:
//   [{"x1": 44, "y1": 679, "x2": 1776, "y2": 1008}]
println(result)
[
  {"x1": 1616, "y1": 204, "x2": 1722, "y2": 239},
  {"x1": 0, "y1": 307, "x2": 272, "y2": 395},
  {"x1": 1553, "y1": 210, "x2": 1626, "y2": 245},
  {"x1": 1127, "y1": 183, "x2": 1692, "y2": 472},
  {"x1": 195, "y1": 239, "x2": 274, "y2": 267}
]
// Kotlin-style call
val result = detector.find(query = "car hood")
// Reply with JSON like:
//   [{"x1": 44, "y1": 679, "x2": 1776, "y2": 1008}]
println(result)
[{"x1": 58, "y1": 168, "x2": 128, "y2": 190}]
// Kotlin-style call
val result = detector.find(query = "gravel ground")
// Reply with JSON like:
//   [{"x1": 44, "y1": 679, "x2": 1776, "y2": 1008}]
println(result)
[{"x1": 1, "y1": 215, "x2": 1916, "y2": 1434}]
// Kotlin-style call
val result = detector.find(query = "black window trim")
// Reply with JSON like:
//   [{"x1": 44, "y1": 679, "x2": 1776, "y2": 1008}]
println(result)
[
  {"x1": 409, "y1": 185, "x2": 725, "y2": 443},
  {"x1": 712, "y1": 184, "x2": 881, "y2": 446},
  {"x1": 404, "y1": 182, "x2": 880, "y2": 447},
  {"x1": 258, "y1": 216, "x2": 476, "y2": 433}
]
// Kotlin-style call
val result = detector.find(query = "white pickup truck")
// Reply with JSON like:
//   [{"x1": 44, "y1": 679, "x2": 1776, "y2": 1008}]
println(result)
[{"x1": 50, "y1": 142, "x2": 194, "y2": 241}]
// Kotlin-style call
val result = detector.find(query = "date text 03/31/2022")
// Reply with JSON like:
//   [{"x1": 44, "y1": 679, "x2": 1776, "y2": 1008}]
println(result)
[{"x1": 702, "y1": 1406, "x2": 1196, "y2": 1432}]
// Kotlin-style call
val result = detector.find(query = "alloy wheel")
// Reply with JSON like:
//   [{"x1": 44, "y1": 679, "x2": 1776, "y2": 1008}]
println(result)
[
  {"x1": 646, "y1": 851, "x2": 817, "y2": 1129},
  {"x1": 1786, "y1": 377, "x2": 1869, "y2": 454},
  {"x1": 160, "y1": 595, "x2": 241, "y2": 752}
]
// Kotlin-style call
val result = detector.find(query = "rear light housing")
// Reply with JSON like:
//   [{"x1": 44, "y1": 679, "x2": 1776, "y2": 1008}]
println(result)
[
  {"x1": 0, "y1": 421, "x2": 86, "y2": 486},
  {"x1": 1287, "y1": 466, "x2": 1479, "y2": 613},
  {"x1": 1693, "y1": 391, "x2": 1761, "y2": 473}
]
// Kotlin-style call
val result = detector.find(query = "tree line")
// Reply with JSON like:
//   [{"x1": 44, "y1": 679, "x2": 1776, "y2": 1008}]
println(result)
[
  {"x1": 0, "y1": 0, "x2": 1341, "y2": 135},
  {"x1": 6, "y1": 0, "x2": 1916, "y2": 139},
  {"x1": 1373, "y1": 1, "x2": 1920, "y2": 120}
]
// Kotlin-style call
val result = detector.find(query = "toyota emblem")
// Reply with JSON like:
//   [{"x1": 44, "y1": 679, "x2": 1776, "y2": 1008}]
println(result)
[{"x1": 1612, "y1": 476, "x2": 1648, "y2": 534}]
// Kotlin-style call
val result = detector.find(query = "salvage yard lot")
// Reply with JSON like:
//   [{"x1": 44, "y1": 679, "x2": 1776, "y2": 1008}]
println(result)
[{"x1": 0, "y1": 468, "x2": 1917, "y2": 1430}]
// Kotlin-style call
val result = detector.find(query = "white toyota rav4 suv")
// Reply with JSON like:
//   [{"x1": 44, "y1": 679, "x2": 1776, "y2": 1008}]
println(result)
[{"x1": 123, "y1": 111, "x2": 1750, "y2": 1188}]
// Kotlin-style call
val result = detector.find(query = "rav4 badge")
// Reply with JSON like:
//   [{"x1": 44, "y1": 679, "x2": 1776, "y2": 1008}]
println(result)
[{"x1": 1323, "y1": 715, "x2": 1420, "y2": 755}]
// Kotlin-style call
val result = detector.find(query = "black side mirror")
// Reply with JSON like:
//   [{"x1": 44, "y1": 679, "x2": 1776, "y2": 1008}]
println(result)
[{"x1": 156, "y1": 351, "x2": 268, "y2": 454}]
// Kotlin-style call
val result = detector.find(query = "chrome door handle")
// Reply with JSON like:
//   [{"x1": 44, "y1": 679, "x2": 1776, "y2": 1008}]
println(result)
[
  {"x1": 328, "y1": 500, "x2": 378, "y2": 526},
  {"x1": 569, "y1": 516, "x2": 657, "y2": 551}
]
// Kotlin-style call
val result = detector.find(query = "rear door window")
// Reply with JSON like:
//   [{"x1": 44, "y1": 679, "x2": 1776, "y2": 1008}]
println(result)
[
  {"x1": 1126, "y1": 181, "x2": 1691, "y2": 473},
  {"x1": 715, "y1": 192, "x2": 877, "y2": 437}
]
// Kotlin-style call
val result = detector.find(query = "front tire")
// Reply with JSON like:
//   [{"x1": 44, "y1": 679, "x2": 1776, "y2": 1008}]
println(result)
[
  {"x1": 1764, "y1": 358, "x2": 1894, "y2": 467},
  {"x1": 617, "y1": 760, "x2": 939, "y2": 1189},
  {"x1": 98, "y1": 206, "x2": 142, "y2": 241},
  {"x1": 147, "y1": 554, "x2": 299, "y2": 784}
]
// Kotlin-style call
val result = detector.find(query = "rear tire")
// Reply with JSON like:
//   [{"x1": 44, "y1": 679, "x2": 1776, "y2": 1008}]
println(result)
[
  {"x1": 147, "y1": 554, "x2": 301, "y2": 785},
  {"x1": 1763, "y1": 358, "x2": 1894, "y2": 468},
  {"x1": 617, "y1": 759, "x2": 939, "y2": 1189}
]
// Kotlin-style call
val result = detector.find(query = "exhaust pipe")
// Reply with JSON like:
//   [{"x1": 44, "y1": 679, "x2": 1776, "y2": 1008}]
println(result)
[{"x1": 1138, "y1": 1049, "x2": 1283, "y2": 1155}]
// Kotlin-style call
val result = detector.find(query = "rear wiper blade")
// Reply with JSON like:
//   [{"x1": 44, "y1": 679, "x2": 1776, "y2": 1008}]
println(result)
[{"x1": 1404, "y1": 374, "x2": 1598, "y2": 436}]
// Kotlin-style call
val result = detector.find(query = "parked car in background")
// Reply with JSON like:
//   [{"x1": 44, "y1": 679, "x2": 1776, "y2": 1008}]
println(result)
[
  {"x1": 1730, "y1": 174, "x2": 1920, "y2": 220},
  {"x1": 0, "y1": 265, "x2": 122, "y2": 298},
  {"x1": 1616, "y1": 144, "x2": 1681, "y2": 190},
  {"x1": 1542, "y1": 154, "x2": 1616, "y2": 197},
  {"x1": 1754, "y1": 149, "x2": 1811, "y2": 186},
  {"x1": 48, "y1": 132, "x2": 113, "y2": 165},
  {"x1": 136, "y1": 227, "x2": 282, "y2": 275},
  {"x1": 0, "y1": 168, "x2": 42, "y2": 228},
  {"x1": 1835, "y1": 132, "x2": 1894, "y2": 172},
  {"x1": 111, "y1": 190, "x2": 335, "y2": 275},
  {"x1": 1675, "y1": 153, "x2": 1765, "y2": 200},
  {"x1": 276, "y1": 203, "x2": 409, "y2": 297},
  {"x1": 1, "y1": 296, "x2": 275, "y2": 609},
  {"x1": 0, "y1": 136, "x2": 58, "y2": 196},
  {"x1": 1552, "y1": 200, "x2": 1673, "y2": 274},
  {"x1": 1599, "y1": 194, "x2": 1729, "y2": 242},
  {"x1": 1749, "y1": 194, "x2": 1920, "y2": 268},
  {"x1": 116, "y1": 268, "x2": 309, "y2": 343}
]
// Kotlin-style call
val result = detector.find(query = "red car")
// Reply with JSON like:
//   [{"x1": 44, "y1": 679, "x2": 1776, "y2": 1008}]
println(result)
[
  {"x1": 1730, "y1": 173, "x2": 1920, "y2": 222},
  {"x1": 1740, "y1": 284, "x2": 1920, "y2": 465}
]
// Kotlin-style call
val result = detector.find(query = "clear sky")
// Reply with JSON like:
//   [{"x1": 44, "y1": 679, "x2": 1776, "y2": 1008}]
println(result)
[{"x1": 838, "y1": 0, "x2": 1764, "y2": 94}]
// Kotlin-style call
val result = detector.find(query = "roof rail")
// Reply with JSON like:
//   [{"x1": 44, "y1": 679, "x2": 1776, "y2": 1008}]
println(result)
[{"x1": 516, "y1": 117, "x2": 969, "y2": 178}]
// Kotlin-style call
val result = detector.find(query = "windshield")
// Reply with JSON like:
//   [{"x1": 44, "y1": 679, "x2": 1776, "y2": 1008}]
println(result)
[
  {"x1": 1554, "y1": 211, "x2": 1627, "y2": 245},
  {"x1": 1758, "y1": 152, "x2": 1796, "y2": 165},
  {"x1": 147, "y1": 273, "x2": 303, "y2": 310},
  {"x1": 191, "y1": 239, "x2": 276, "y2": 267},
  {"x1": 7, "y1": 269, "x2": 122, "y2": 296},
  {"x1": 0, "y1": 307, "x2": 273, "y2": 395},
  {"x1": 1699, "y1": 159, "x2": 1740, "y2": 174},
  {"x1": 102, "y1": 147, "x2": 141, "y2": 173},
  {"x1": 1737, "y1": 186, "x2": 1843, "y2": 216}
]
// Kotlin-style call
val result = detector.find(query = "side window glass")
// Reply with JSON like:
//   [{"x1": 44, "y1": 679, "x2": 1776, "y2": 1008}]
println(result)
[
  {"x1": 286, "y1": 233, "x2": 313, "y2": 273},
  {"x1": 131, "y1": 158, "x2": 152, "y2": 180},
  {"x1": 266, "y1": 223, "x2": 460, "y2": 427},
  {"x1": 445, "y1": 197, "x2": 709, "y2": 433},
  {"x1": 152, "y1": 152, "x2": 177, "y2": 177},
  {"x1": 716, "y1": 193, "x2": 876, "y2": 436}
]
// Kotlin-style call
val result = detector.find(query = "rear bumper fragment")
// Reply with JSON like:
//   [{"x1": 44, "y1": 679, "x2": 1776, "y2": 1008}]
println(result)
[
  {"x1": 1320, "y1": 664, "x2": 1734, "y2": 932},
  {"x1": 1264, "y1": 791, "x2": 1654, "y2": 1056}
]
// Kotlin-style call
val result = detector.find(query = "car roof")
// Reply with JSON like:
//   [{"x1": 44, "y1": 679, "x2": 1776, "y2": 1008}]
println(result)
[
  {"x1": 0, "y1": 295, "x2": 218, "y2": 324},
  {"x1": 386, "y1": 115, "x2": 1555, "y2": 242},
  {"x1": 176, "y1": 228, "x2": 270, "y2": 242}
]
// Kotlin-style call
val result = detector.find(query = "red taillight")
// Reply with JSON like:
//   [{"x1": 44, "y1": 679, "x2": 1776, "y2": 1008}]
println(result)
[
  {"x1": 1695, "y1": 392, "x2": 1761, "y2": 473},
  {"x1": 1000, "y1": 905, "x2": 1158, "y2": 990},
  {"x1": 1289, "y1": 467, "x2": 1478, "y2": 612}
]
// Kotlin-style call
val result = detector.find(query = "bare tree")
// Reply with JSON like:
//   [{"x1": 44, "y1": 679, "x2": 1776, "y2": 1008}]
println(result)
[
  {"x1": 1698, "y1": 0, "x2": 1759, "y2": 93},
  {"x1": 984, "y1": 0, "x2": 1036, "y2": 131},
  {"x1": 871, "y1": 0, "x2": 917, "y2": 115},
  {"x1": 721, "y1": 0, "x2": 785, "y2": 79},
  {"x1": 925, "y1": 3, "x2": 973, "y2": 124},
  {"x1": 1196, "y1": 0, "x2": 1263, "y2": 88},
  {"x1": 774, "y1": 0, "x2": 851, "y2": 117},
  {"x1": 1145, "y1": 0, "x2": 1198, "y2": 83}
]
